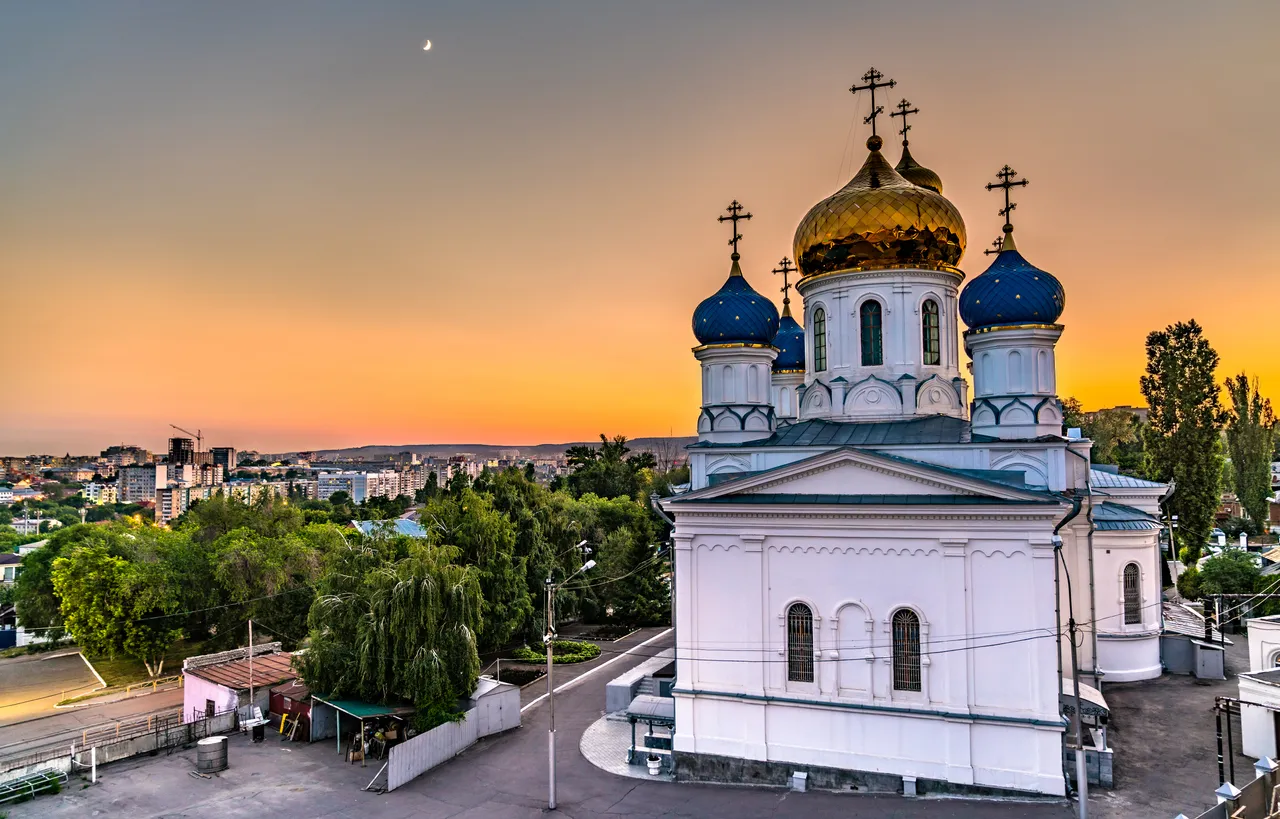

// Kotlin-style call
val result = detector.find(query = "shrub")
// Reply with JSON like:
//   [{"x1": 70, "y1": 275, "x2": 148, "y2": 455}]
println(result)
[
  {"x1": 1177, "y1": 566, "x2": 1202, "y2": 600},
  {"x1": 511, "y1": 639, "x2": 601, "y2": 664}
]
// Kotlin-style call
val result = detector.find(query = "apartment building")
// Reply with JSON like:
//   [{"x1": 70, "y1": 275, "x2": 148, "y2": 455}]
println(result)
[
  {"x1": 119, "y1": 464, "x2": 166, "y2": 503},
  {"x1": 82, "y1": 483, "x2": 119, "y2": 505}
]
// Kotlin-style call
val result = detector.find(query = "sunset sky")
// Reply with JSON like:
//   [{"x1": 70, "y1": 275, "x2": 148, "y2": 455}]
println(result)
[{"x1": 3, "y1": 1, "x2": 1278, "y2": 455}]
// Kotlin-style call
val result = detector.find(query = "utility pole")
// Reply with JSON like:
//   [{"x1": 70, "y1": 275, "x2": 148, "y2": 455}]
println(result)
[
  {"x1": 248, "y1": 619, "x2": 254, "y2": 718},
  {"x1": 545, "y1": 559, "x2": 595, "y2": 810},
  {"x1": 1054, "y1": 534, "x2": 1089, "y2": 819}
]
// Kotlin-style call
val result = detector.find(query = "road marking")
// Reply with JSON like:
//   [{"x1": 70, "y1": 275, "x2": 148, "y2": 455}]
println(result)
[
  {"x1": 78, "y1": 652, "x2": 108, "y2": 690},
  {"x1": 521, "y1": 628, "x2": 673, "y2": 713}
]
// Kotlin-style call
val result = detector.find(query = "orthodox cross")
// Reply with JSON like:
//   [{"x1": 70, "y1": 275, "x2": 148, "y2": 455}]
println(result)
[
  {"x1": 889, "y1": 99, "x2": 919, "y2": 144},
  {"x1": 983, "y1": 236, "x2": 1004, "y2": 256},
  {"x1": 772, "y1": 257, "x2": 796, "y2": 306},
  {"x1": 718, "y1": 200, "x2": 752, "y2": 258},
  {"x1": 985, "y1": 165, "x2": 1029, "y2": 230},
  {"x1": 849, "y1": 67, "x2": 897, "y2": 136}
]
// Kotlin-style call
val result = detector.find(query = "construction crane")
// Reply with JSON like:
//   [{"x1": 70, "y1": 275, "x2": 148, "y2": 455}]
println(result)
[{"x1": 169, "y1": 423, "x2": 203, "y2": 453}]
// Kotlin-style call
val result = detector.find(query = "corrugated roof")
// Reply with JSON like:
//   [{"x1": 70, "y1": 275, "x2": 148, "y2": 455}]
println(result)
[
  {"x1": 186, "y1": 651, "x2": 296, "y2": 690},
  {"x1": 689, "y1": 415, "x2": 970, "y2": 449},
  {"x1": 0, "y1": 553, "x2": 21, "y2": 565},
  {"x1": 1089, "y1": 469, "x2": 1164, "y2": 489},
  {"x1": 270, "y1": 678, "x2": 311, "y2": 701},
  {"x1": 1162, "y1": 602, "x2": 1231, "y2": 644},
  {"x1": 672, "y1": 493, "x2": 1058, "y2": 506},
  {"x1": 1092, "y1": 501, "x2": 1162, "y2": 531}
]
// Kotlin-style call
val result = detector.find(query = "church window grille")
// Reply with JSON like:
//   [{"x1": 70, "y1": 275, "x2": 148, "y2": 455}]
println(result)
[
  {"x1": 861, "y1": 301, "x2": 884, "y2": 366},
  {"x1": 922, "y1": 300, "x2": 940, "y2": 366},
  {"x1": 813, "y1": 309, "x2": 827, "y2": 372},
  {"x1": 786, "y1": 603, "x2": 815, "y2": 683},
  {"x1": 1123, "y1": 563, "x2": 1141, "y2": 625},
  {"x1": 891, "y1": 609, "x2": 921, "y2": 691}
]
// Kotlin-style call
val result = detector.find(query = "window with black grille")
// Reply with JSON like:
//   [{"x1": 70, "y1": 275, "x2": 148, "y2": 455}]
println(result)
[
  {"x1": 787, "y1": 603, "x2": 814, "y2": 683},
  {"x1": 892, "y1": 608, "x2": 921, "y2": 692}
]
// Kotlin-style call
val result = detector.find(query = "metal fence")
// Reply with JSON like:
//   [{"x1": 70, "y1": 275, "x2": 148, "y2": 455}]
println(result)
[{"x1": 0, "y1": 706, "x2": 236, "y2": 786}]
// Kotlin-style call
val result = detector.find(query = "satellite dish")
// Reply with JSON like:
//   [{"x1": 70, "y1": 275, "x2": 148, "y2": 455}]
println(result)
[{"x1": 422, "y1": 39, "x2": 432, "y2": 51}]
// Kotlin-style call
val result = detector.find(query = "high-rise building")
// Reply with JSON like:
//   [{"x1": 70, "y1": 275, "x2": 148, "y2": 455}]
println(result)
[
  {"x1": 118, "y1": 464, "x2": 166, "y2": 503},
  {"x1": 168, "y1": 437, "x2": 195, "y2": 465},
  {"x1": 210, "y1": 447, "x2": 238, "y2": 472}
]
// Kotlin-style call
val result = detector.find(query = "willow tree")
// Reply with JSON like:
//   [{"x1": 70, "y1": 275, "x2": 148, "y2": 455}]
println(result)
[{"x1": 302, "y1": 535, "x2": 482, "y2": 711}]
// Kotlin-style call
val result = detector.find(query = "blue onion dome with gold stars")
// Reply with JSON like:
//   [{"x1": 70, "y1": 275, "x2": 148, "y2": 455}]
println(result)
[
  {"x1": 692, "y1": 254, "x2": 780, "y2": 345},
  {"x1": 793, "y1": 135, "x2": 966, "y2": 277},
  {"x1": 771, "y1": 303, "x2": 805, "y2": 372},
  {"x1": 895, "y1": 143, "x2": 943, "y2": 194},
  {"x1": 959, "y1": 228, "x2": 1065, "y2": 330}
]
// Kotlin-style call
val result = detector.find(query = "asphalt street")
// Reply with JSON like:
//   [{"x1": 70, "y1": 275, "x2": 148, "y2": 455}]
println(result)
[
  {"x1": 14, "y1": 628, "x2": 1073, "y2": 819},
  {"x1": 0, "y1": 649, "x2": 100, "y2": 728}
]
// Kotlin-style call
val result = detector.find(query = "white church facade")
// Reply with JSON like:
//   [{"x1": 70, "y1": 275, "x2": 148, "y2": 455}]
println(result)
[{"x1": 661, "y1": 73, "x2": 1166, "y2": 796}]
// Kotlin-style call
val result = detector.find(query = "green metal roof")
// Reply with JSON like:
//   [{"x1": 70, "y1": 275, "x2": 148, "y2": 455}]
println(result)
[
  {"x1": 689, "y1": 416, "x2": 970, "y2": 448},
  {"x1": 1092, "y1": 501, "x2": 1162, "y2": 531},
  {"x1": 672, "y1": 493, "x2": 1059, "y2": 506},
  {"x1": 311, "y1": 696, "x2": 416, "y2": 719}
]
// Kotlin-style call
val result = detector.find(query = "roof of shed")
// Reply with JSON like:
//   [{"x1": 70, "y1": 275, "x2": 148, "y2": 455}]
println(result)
[{"x1": 186, "y1": 651, "x2": 296, "y2": 690}]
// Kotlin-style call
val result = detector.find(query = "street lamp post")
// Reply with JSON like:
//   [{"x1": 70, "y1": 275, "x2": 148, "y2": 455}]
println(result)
[{"x1": 546, "y1": 558, "x2": 595, "y2": 810}]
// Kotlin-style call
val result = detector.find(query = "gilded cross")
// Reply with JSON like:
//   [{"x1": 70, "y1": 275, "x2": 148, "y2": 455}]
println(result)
[
  {"x1": 889, "y1": 99, "x2": 919, "y2": 144},
  {"x1": 985, "y1": 165, "x2": 1029, "y2": 230},
  {"x1": 849, "y1": 67, "x2": 897, "y2": 136},
  {"x1": 772, "y1": 258, "x2": 796, "y2": 305},
  {"x1": 718, "y1": 200, "x2": 752, "y2": 258}
]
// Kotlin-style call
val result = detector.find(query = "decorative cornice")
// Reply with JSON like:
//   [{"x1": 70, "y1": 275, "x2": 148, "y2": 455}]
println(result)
[
  {"x1": 693, "y1": 342, "x2": 776, "y2": 353},
  {"x1": 797, "y1": 263, "x2": 965, "y2": 293},
  {"x1": 963, "y1": 323, "x2": 1063, "y2": 337}
]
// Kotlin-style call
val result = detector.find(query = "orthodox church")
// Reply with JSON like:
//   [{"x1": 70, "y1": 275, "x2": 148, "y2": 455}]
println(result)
[{"x1": 660, "y1": 70, "x2": 1167, "y2": 796}]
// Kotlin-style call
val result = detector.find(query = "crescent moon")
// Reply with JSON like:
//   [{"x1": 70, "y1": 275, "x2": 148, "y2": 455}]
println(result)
[{"x1": 422, "y1": 39, "x2": 432, "y2": 51}]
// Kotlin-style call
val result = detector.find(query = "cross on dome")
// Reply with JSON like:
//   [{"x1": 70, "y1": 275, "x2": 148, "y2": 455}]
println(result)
[
  {"x1": 983, "y1": 236, "x2": 1004, "y2": 256},
  {"x1": 718, "y1": 200, "x2": 752, "y2": 260},
  {"x1": 772, "y1": 257, "x2": 796, "y2": 314},
  {"x1": 986, "y1": 165, "x2": 1029, "y2": 231},
  {"x1": 849, "y1": 67, "x2": 896, "y2": 137},
  {"x1": 889, "y1": 98, "x2": 919, "y2": 145}
]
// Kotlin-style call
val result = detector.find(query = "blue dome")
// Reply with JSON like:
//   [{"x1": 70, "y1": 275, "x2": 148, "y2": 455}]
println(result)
[
  {"x1": 692, "y1": 258, "x2": 780, "y2": 345},
  {"x1": 959, "y1": 243, "x2": 1064, "y2": 330},
  {"x1": 771, "y1": 309, "x2": 805, "y2": 371}
]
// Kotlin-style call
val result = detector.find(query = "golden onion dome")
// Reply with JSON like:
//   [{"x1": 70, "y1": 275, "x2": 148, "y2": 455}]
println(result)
[
  {"x1": 895, "y1": 143, "x2": 943, "y2": 193},
  {"x1": 793, "y1": 135, "x2": 966, "y2": 277}
]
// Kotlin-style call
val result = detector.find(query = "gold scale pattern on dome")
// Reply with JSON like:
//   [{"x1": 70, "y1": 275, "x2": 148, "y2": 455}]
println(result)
[{"x1": 793, "y1": 135, "x2": 966, "y2": 277}]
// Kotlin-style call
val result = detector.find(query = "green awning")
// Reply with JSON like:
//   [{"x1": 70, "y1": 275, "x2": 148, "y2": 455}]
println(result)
[{"x1": 312, "y1": 696, "x2": 415, "y2": 719}]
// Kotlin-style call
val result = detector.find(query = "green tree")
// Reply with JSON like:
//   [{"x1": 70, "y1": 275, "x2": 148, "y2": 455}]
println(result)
[
  {"x1": 302, "y1": 535, "x2": 482, "y2": 710},
  {"x1": 1198, "y1": 549, "x2": 1260, "y2": 596},
  {"x1": 565, "y1": 435, "x2": 658, "y2": 500},
  {"x1": 1140, "y1": 320, "x2": 1223, "y2": 563},
  {"x1": 10, "y1": 525, "x2": 99, "y2": 641},
  {"x1": 1083, "y1": 409, "x2": 1141, "y2": 465},
  {"x1": 421, "y1": 489, "x2": 530, "y2": 651},
  {"x1": 1061, "y1": 396, "x2": 1086, "y2": 432},
  {"x1": 1225, "y1": 373, "x2": 1276, "y2": 529},
  {"x1": 51, "y1": 532, "x2": 185, "y2": 677}
]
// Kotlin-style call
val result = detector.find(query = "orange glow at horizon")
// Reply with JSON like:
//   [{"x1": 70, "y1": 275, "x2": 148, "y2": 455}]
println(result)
[{"x1": 2, "y1": 2, "x2": 1278, "y2": 454}]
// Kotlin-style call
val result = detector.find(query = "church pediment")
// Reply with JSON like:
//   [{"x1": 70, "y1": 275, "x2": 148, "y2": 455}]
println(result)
[{"x1": 677, "y1": 447, "x2": 1052, "y2": 504}]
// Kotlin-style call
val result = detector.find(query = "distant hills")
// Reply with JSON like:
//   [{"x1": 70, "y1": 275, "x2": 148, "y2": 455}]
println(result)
[{"x1": 292, "y1": 436, "x2": 696, "y2": 462}]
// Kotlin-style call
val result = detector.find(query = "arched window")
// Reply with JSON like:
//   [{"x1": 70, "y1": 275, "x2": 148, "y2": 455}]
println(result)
[
  {"x1": 921, "y1": 299, "x2": 940, "y2": 366},
  {"x1": 860, "y1": 301, "x2": 883, "y2": 366},
  {"x1": 813, "y1": 309, "x2": 827, "y2": 372},
  {"x1": 786, "y1": 603, "x2": 814, "y2": 683},
  {"x1": 891, "y1": 609, "x2": 921, "y2": 691},
  {"x1": 1123, "y1": 563, "x2": 1141, "y2": 625}
]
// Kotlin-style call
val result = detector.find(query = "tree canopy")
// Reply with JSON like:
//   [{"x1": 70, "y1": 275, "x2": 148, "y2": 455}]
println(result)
[
  {"x1": 1224, "y1": 373, "x2": 1276, "y2": 530},
  {"x1": 1140, "y1": 320, "x2": 1223, "y2": 562}
]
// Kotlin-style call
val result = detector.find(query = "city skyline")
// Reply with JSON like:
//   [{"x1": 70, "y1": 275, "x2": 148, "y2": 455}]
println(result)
[{"x1": 4, "y1": 1, "x2": 1279, "y2": 453}]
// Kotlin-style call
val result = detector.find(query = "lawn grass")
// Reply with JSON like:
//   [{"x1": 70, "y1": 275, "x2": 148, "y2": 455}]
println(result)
[{"x1": 86, "y1": 640, "x2": 207, "y2": 687}]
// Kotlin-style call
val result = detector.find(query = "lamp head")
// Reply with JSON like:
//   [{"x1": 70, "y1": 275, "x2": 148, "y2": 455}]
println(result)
[{"x1": 583, "y1": 559, "x2": 597, "y2": 571}]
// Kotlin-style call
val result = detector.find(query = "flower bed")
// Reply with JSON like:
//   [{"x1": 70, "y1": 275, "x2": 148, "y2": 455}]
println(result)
[{"x1": 510, "y1": 639, "x2": 601, "y2": 664}]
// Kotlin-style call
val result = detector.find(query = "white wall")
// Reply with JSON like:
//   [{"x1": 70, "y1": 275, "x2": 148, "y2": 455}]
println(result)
[
  {"x1": 671, "y1": 500, "x2": 1066, "y2": 795},
  {"x1": 1240, "y1": 677, "x2": 1280, "y2": 758},
  {"x1": 1249, "y1": 617, "x2": 1280, "y2": 672},
  {"x1": 1092, "y1": 530, "x2": 1162, "y2": 682}
]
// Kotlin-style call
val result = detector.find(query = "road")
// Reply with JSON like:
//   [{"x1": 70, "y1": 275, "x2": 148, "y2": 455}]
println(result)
[
  {"x1": 15, "y1": 627, "x2": 1072, "y2": 819},
  {"x1": 0, "y1": 650, "x2": 100, "y2": 728}
]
